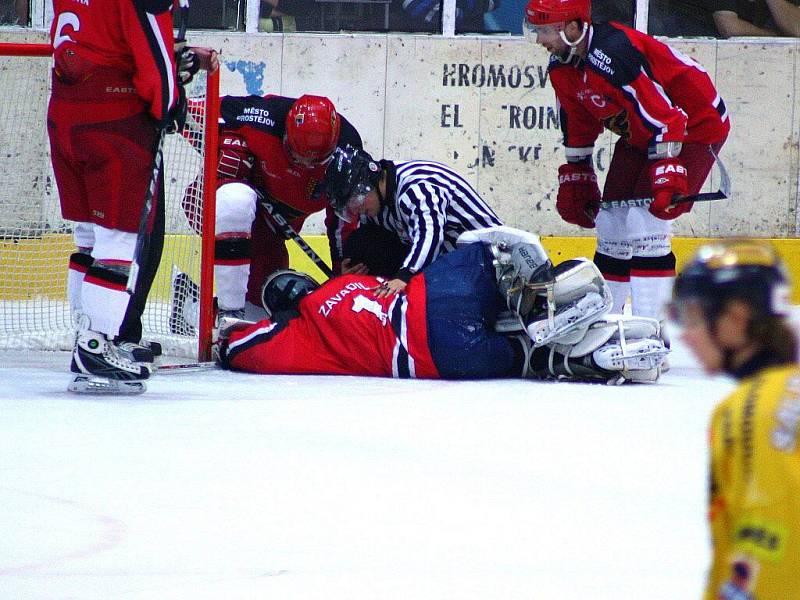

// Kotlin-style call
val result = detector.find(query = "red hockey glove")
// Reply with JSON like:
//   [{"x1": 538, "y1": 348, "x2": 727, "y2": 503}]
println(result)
[
  {"x1": 649, "y1": 158, "x2": 690, "y2": 220},
  {"x1": 556, "y1": 163, "x2": 601, "y2": 229}
]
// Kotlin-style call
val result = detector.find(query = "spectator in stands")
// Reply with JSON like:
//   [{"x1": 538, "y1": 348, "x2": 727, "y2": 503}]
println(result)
[
  {"x1": 0, "y1": 0, "x2": 28, "y2": 25},
  {"x1": 765, "y1": 0, "x2": 800, "y2": 34},
  {"x1": 399, "y1": 0, "x2": 500, "y2": 33},
  {"x1": 258, "y1": 0, "x2": 317, "y2": 32},
  {"x1": 712, "y1": 0, "x2": 800, "y2": 37},
  {"x1": 647, "y1": 0, "x2": 719, "y2": 36}
]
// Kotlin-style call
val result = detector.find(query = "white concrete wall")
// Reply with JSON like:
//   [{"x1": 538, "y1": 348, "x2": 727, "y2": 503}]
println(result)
[{"x1": 2, "y1": 30, "x2": 798, "y2": 238}]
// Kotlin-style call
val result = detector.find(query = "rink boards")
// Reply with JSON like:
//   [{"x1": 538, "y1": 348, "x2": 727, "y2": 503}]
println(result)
[
  {"x1": 1, "y1": 30, "x2": 798, "y2": 241},
  {"x1": 4, "y1": 233, "x2": 800, "y2": 302}
]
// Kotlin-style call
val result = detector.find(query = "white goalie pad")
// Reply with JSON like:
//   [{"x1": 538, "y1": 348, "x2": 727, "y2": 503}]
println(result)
[
  {"x1": 456, "y1": 225, "x2": 543, "y2": 249},
  {"x1": 524, "y1": 258, "x2": 612, "y2": 347},
  {"x1": 546, "y1": 314, "x2": 670, "y2": 384}
]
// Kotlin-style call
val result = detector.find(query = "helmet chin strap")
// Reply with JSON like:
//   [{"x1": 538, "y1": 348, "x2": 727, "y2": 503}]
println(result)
[{"x1": 555, "y1": 21, "x2": 589, "y2": 63}]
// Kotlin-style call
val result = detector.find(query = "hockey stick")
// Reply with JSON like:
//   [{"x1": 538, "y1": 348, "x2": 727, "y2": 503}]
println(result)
[
  {"x1": 157, "y1": 361, "x2": 217, "y2": 374},
  {"x1": 126, "y1": 3, "x2": 190, "y2": 294},
  {"x1": 600, "y1": 149, "x2": 730, "y2": 210},
  {"x1": 257, "y1": 191, "x2": 335, "y2": 279},
  {"x1": 126, "y1": 128, "x2": 167, "y2": 294}
]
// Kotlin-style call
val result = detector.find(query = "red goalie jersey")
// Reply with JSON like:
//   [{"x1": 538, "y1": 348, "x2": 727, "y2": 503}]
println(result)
[
  {"x1": 50, "y1": 0, "x2": 180, "y2": 124},
  {"x1": 225, "y1": 274, "x2": 439, "y2": 378},
  {"x1": 550, "y1": 21, "x2": 730, "y2": 152}
]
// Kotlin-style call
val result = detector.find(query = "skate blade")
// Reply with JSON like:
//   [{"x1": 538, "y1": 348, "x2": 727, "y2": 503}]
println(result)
[{"x1": 68, "y1": 374, "x2": 146, "y2": 395}]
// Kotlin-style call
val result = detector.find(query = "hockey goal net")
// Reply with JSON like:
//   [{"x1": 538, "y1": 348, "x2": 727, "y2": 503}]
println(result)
[{"x1": 0, "y1": 43, "x2": 218, "y2": 360}]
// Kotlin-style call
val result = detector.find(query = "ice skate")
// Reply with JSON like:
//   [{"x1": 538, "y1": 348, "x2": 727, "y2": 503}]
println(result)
[
  {"x1": 69, "y1": 329, "x2": 151, "y2": 395},
  {"x1": 117, "y1": 340, "x2": 163, "y2": 364}
]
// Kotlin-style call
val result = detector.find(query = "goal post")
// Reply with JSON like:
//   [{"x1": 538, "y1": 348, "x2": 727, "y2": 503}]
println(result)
[{"x1": 0, "y1": 42, "x2": 218, "y2": 361}]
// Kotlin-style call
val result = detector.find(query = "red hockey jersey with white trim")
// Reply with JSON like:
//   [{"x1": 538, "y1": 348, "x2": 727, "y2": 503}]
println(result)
[
  {"x1": 550, "y1": 22, "x2": 729, "y2": 154},
  {"x1": 50, "y1": 0, "x2": 179, "y2": 123},
  {"x1": 225, "y1": 274, "x2": 439, "y2": 378}
]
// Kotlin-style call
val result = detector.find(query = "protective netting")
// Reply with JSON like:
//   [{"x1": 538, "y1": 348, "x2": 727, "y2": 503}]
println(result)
[{"x1": 0, "y1": 46, "x2": 214, "y2": 357}]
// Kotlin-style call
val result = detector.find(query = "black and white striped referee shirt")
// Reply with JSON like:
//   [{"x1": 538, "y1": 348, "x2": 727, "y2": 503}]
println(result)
[{"x1": 365, "y1": 160, "x2": 503, "y2": 280}]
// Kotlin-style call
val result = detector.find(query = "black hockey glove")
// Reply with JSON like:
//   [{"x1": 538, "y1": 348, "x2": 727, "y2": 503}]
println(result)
[{"x1": 174, "y1": 39, "x2": 200, "y2": 86}]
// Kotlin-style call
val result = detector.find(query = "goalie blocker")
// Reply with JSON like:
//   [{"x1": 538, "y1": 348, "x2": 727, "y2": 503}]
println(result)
[{"x1": 218, "y1": 226, "x2": 668, "y2": 383}]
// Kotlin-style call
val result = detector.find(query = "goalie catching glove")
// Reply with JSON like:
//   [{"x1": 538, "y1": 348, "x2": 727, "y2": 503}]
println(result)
[{"x1": 556, "y1": 163, "x2": 601, "y2": 229}]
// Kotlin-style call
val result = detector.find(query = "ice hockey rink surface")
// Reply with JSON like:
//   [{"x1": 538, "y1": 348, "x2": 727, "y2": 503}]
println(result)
[{"x1": 0, "y1": 336, "x2": 733, "y2": 600}]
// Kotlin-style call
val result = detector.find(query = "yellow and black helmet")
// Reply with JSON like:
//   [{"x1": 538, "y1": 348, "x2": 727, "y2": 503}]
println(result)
[{"x1": 672, "y1": 239, "x2": 791, "y2": 322}]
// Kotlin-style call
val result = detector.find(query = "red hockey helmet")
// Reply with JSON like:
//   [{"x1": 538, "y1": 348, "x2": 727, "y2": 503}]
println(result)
[
  {"x1": 524, "y1": 0, "x2": 591, "y2": 26},
  {"x1": 285, "y1": 95, "x2": 341, "y2": 167}
]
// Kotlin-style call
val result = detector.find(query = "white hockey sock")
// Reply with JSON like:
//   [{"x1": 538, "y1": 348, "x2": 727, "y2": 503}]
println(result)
[
  {"x1": 67, "y1": 248, "x2": 94, "y2": 321},
  {"x1": 81, "y1": 276, "x2": 131, "y2": 338},
  {"x1": 630, "y1": 275, "x2": 674, "y2": 320},
  {"x1": 605, "y1": 280, "x2": 630, "y2": 314},
  {"x1": 215, "y1": 263, "x2": 250, "y2": 311}
]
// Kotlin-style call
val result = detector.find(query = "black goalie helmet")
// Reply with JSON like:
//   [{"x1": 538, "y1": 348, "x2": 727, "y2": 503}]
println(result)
[
  {"x1": 671, "y1": 239, "x2": 791, "y2": 324},
  {"x1": 261, "y1": 269, "x2": 320, "y2": 318},
  {"x1": 324, "y1": 145, "x2": 382, "y2": 222}
]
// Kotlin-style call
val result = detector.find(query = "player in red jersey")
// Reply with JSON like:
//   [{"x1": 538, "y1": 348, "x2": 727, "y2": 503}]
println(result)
[
  {"x1": 209, "y1": 94, "x2": 363, "y2": 320},
  {"x1": 48, "y1": 0, "x2": 217, "y2": 394},
  {"x1": 524, "y1": 0, "x2": 729, "y2": 325},
  {"x1": 219, "y1": 227, "x2": 669, "y2": 383}
]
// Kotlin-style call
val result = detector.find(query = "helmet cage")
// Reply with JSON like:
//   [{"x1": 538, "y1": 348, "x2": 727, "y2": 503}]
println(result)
[{"x1": 333, "y1": 180, "x2": 374, "y2": 223}]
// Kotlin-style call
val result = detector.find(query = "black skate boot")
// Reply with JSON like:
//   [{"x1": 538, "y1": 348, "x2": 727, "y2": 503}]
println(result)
[
  {"x1": 117, "y1": 340, "x2": 163, "y2": 364},
  {"x1": 69, "y1": 329, "x2": 151, "y2": 395}
]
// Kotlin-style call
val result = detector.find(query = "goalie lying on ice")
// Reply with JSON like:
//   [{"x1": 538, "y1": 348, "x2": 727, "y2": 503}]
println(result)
[{"x1": 218, "y1": 226, "x2": 669, "y2": 384}]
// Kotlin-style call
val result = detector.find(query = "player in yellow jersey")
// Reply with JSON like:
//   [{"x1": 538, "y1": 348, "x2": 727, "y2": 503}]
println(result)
[{"x1": 671, "y1": 240, "x2": 800, "y2": 600}]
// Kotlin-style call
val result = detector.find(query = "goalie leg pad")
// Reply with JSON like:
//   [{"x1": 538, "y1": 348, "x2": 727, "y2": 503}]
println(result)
[
  {"x1": 524, "y1": 258, "x2": 613, "y2": 347},
  {"x1": 528, "y1": 314, "x2": 669, "y2": 384},
  {"x1": 455, "y1": 225, "x2": 543, "y2": 249},
  {"x1": 495, "y1": 243, "x2": 554, "y2": 318},
  {"x1": 526, "y1": 291, "x2": 610, "y2": 347}
]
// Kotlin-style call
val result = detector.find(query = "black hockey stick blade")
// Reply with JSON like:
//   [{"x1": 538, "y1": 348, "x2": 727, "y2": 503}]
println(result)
[{"x1": 600, "y1": 149, "x2": 731, "y2": 210}]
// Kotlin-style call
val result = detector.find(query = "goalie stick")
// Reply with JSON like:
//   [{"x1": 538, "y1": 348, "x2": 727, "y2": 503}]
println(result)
[
  {"x1": 126, "y1": 2, "x2": 190, "y2": 294},
  {"x1": 600, "y1": 149, "x2": 730, "y2": 210}
]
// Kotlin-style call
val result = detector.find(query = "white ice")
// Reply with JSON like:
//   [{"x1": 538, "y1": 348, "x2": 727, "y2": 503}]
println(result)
[{"x1": 0, "y1": 338, "x2": 734, "y2": 600}]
